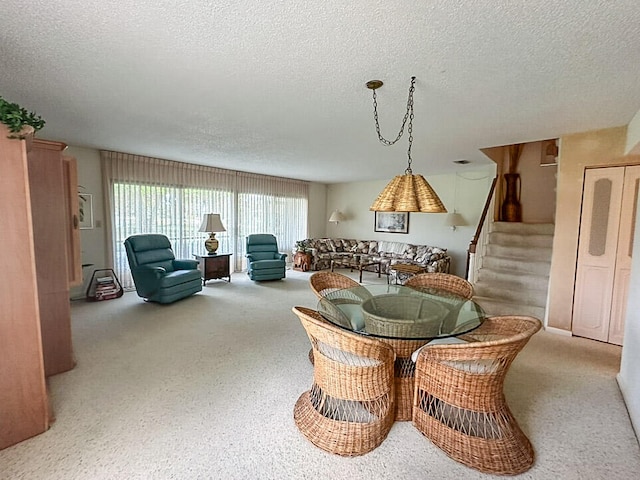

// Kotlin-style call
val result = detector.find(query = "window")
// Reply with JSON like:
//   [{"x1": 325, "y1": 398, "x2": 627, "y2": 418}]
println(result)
[{"x1": 102, "y1": 152, "x2": 308, "y2": 289}]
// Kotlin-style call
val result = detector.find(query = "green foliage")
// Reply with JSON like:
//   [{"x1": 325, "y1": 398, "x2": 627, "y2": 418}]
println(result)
[{"x1": 0, "y1": 95, "x2": 46, "y2": 134}]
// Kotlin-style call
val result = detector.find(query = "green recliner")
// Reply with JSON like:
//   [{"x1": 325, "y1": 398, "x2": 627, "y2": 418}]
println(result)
[
  {"x1": 124, "y1": 234, "x2": 202, "y2": 304},
  {"x1": 246, "y1": 234, "x2": 287, "y2": 281}
]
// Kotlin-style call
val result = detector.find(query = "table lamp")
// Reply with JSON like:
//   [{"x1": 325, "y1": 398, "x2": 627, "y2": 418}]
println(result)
[{"x1": 199, "y1": 213, "x2": 226, "y2": 254}]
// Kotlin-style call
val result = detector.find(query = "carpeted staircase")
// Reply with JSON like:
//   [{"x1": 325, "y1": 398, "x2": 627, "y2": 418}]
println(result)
[{"x1": 472, "y1": 222, "x2": 555, "y2": 320}]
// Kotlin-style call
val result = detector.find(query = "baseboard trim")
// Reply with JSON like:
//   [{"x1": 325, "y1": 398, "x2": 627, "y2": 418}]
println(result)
[{"x1": 545, "y1": 326, "x2": 572, "y2": 337}]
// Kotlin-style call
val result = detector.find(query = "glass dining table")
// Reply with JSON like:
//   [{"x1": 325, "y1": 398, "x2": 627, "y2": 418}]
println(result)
[
  {"x1": 317, "y1": 283, "x2": 487, "y2": 421},
  {"x1": 317, "y1": 284, "x2": 486, "y2": 340}
]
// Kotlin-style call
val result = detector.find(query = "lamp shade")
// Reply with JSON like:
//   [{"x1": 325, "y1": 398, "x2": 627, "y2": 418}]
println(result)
[
  {"x1": 198, "y1": 213, "x2": 226, "y2": 233},
  {"x1": 444, "y1": 212, "x2": 465, "y2": 231},
  {"x1": 328, "y1": 210, "x2": 345, "y2": 223},
  {"x1": 444, "y1": 212, "x2": 465, "y2": 227},
  {"x1": 370, "y1": 174, "x2": 447, "y2": 213}
]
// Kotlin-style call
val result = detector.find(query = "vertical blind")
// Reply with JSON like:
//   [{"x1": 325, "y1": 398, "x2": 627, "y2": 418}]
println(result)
[{"x1": 101, "y1": 151, "x2": 308, "y2": 289}]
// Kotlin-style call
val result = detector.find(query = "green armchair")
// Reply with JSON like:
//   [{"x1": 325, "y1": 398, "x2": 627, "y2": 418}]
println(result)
[
  {"x1": 246, "y1": 234, "x2": 287, "y2": 281},
  {"x1": 124, "y1": 234, "x2": 202, "y2": 304}
]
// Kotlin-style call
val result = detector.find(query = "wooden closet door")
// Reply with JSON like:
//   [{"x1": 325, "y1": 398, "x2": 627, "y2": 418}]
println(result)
[
  {"x1": 609, "y1": 165, "x2": 640, "y2": 345},
  {"x1": 572, "y1": 167, "x2": 625, "y2": 342}
]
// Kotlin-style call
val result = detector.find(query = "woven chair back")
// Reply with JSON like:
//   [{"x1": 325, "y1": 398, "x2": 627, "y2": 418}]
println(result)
[
  {"x1": 404, "y1": 272, "x2": 474, "y2": 299},
  {"x1": 412, "y1": 315, "x2": 542, "y2": 474},
  {"x1": 309, "y1": 271, "x2": 360, "y2": 298}
]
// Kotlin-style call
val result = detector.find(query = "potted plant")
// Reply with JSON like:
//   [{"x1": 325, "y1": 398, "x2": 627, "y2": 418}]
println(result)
[
  {"x1": 295, "y1": 240, "x2": 310, "y2": 253},
  {"x1": 0, "y1": 95, "x2": 46, "y2": 140}
]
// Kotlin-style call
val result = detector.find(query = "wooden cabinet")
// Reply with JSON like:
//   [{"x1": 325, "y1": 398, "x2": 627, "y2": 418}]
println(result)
[
  {"x1": 27, "y1": 139, "x2": 77, "y2": 376},
  {"x1": 0, "y1": 125, "x2": 49, "y2": 449},
  {"x1": 194, "y1": 254, "x2": 232, "y2": 284},
  {"x1": 293, "y1": 252, "x2": 312, "y2": 271}
]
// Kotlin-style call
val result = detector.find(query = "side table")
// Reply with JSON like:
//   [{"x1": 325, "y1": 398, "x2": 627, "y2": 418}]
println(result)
[
  {"x1": 293, "y1": 251, "x2": 312, "y2": 272},
  {"x1": 193, "y1": 253, "x2": 232, "y2": 285}
]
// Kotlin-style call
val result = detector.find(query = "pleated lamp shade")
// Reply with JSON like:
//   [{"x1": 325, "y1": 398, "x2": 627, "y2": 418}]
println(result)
[
  {"x1": 328, "y1": 210, "x2": 346, "y2": 223},
  {"x1": 370, "y1": 174, "x2": 447, "y2": 213}
]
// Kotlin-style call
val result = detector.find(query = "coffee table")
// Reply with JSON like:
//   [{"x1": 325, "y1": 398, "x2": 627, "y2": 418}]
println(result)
[
  {"x1": 330, "y1": 255, "x2": 381, "y2": 283},
  {"x1": 388, "y1": 263, "x2": 427, "y2": 284}
]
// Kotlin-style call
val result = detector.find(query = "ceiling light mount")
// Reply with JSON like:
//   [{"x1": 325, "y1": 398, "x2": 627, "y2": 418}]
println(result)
[{"x1": 366, "y1": 80, "x2": 384, "y2": 90}]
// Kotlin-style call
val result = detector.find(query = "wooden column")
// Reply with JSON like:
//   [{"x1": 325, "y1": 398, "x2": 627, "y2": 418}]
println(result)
[{"x1": 28, "y1": 139, "x2": 76, "y2": 376}]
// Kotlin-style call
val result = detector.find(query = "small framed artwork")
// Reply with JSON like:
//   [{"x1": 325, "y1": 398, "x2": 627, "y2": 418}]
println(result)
[
  {"x1": 79, "y1": 193, "x2": 94, "y2": 229},
  {"x1": 374, "y1": 211, "x2": 409, "y2": 234}
]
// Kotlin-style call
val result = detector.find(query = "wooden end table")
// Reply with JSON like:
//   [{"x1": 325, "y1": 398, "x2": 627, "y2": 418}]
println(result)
[
  {"x1": 193, "y1": 253, "x2": 232, "y2": 285},
  {"x1": 293, "y1": 251, "x2": 312, "y2": 272}
]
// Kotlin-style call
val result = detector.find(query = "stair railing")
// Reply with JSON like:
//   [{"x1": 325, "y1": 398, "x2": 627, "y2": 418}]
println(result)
[{"x1": 466, "y1": 176, "x2": 498, "y2": 283}]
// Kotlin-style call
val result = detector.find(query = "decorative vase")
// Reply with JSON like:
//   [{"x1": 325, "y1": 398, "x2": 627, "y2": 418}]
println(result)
[
  {"x1": 204, "y1": 233, "x2": 219, "y2": 254},
  {"x1": 501, "y1": 173, "x2": 522, "y2": 222}
]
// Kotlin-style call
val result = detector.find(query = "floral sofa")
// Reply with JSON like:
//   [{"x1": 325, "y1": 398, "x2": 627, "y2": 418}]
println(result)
[{"x1": 296, "y1": 238, "x2": 450, "y2": 279}]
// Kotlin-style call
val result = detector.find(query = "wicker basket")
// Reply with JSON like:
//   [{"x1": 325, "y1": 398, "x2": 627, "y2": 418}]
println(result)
[{"x1": 362, "y1": 294, "x2": 448, "y2": 338}]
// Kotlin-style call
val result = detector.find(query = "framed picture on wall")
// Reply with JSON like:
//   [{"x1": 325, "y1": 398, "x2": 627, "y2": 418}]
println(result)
[
  {"x1": 79, "y1": 193, "x2": 94, "y2": 229},
  {"x1": 374, "y1": 211, "x2": 409, "y2": 234}
]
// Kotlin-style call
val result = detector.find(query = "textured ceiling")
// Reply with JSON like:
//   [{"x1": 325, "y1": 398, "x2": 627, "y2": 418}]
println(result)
[{"x1": 2, "y1": 1, "x2": 640, "y2": 183}]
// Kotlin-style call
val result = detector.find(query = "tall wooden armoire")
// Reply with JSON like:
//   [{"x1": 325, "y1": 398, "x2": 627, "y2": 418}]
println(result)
[{"x1": 0, "y1": 125, "x2": 80, "y2": 449}]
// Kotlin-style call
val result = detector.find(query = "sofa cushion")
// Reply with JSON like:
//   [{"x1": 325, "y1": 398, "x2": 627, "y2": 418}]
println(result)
[
  {"x1": 350, "y1": 240, "x2": 371, "y2": 254},
  {"x1": 415, "y1": 245, "x2": 442, "y2": 263},
  {"x1": 377, "y1": 241, "x2": 407, "y2": 256},
  {"x1": 315, "y1": 239, "x2": 334, "y2": 254}
]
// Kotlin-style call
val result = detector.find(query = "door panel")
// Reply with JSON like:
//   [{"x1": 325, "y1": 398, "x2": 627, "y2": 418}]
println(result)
[
  {"x1": 572, "y1": 167, "x2": 624, "y2": 342},
  {"x1": 609, "y1": 165, "x2": 640, "y2": 345}
]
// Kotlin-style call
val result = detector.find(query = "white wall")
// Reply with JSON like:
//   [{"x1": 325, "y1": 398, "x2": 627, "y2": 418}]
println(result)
[
  {"x1": 619, "y1": 109, "x2": 640, "y2": 438},
  {"x1": 325, "y1": 167, "x2": 496, "y2": 277},
  {"x1": 307, "y1": 182, "x2": 327, "y2": 239},
  {"x1": 618, "y1": 191, "x2": 640, "y2": 438}
]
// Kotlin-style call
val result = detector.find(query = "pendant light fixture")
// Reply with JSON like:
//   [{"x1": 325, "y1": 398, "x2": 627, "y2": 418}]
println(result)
[{"x1": 367, "y1": 77, "x2": 447, "y2": 213}]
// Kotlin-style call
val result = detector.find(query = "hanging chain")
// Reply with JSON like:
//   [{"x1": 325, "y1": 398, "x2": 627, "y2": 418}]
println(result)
[
  {"x1": 370, "y1": 76, "x2": 416, "y2": 173},
  {"x1": 406, "y1": 91, "x2": 414, "y2": 174}
]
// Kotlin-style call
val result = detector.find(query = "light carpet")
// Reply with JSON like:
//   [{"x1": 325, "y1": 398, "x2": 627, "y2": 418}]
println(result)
[{"x1": 1, "y1": 269, "x2": 639, "y2": 480}]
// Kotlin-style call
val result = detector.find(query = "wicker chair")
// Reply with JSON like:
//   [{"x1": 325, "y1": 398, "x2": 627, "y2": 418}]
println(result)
[
  {"x1": 308, "y1": 271, "x2": 367, "y2": 364},
  {"x1": 292, "y1": 306, "x2": 396, "y2": 456},
  {"x1": 404, "y1": 273, "x2": 474, "y2": 299},
  {"x1": 412, "y1": 315, "x2": 542, "y2": 475},
  {"x1": 309, "y1": 271, "x2": 360, "y2": 298}
]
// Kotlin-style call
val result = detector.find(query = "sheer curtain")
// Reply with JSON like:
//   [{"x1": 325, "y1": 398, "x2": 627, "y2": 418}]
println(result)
[
  {"x1": 236, "y1": 171, "x2": 309, "y2": 270},
  {"x1": 101, "y1": 151, "x2": 308, "y2": 289}
]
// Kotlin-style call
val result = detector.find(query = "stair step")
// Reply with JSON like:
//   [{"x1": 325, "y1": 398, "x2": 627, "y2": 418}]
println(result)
[
  {"x1": 488, "y1": 231, "x2": 554, "y2": 248},
  {"x1": 473, "y1": 282, "x2": 548, "y2": 306},
  {"x1": 490, "y1": 222, "x2": 555, "y2": 235},
  {"x1": 486, "y1": 244, "x2": 553, "y2": 261},
  {"x1": 476, "y1": 269, "x2": 549, "y2": 291},
  {"x1": 473, "y1": 296, "x2": 546, "y2": 319},
  {"x1": 482, "y1": 256, "x2": 551, "y2": 276}
]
